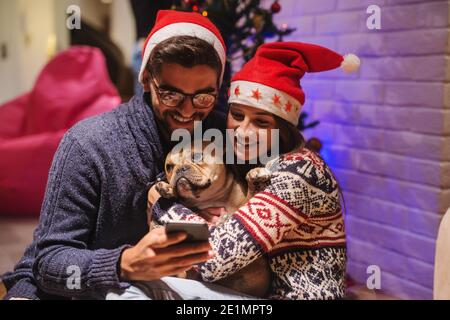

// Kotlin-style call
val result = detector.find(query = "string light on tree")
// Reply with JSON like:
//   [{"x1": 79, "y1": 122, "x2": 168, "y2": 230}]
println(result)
[
  {"x1": 169, "y1": 0, "x2": 321, "y2": 151},
  {"x1": 169, "y1": 1, "x2": 297, "y2": 106}
]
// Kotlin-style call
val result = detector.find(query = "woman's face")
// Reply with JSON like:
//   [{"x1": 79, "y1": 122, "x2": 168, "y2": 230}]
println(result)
[{"x1": 227, "y1": 103, "x2": 278, "y2": 162}]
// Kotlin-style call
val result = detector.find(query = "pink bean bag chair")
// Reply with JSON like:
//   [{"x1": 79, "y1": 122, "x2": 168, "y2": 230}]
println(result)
[{"x1": 0, "y1": 46, "x2": 121, "y2": 217}]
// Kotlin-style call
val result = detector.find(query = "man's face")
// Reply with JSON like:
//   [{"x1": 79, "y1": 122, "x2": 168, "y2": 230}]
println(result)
[{"x1": 144, "y1": 63, "x2": 218, "y2": 134}]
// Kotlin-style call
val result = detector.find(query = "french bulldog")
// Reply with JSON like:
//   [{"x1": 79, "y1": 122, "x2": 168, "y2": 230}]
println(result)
[{"x1": 152, "y1": 142, "x2": 272, "y2": 298}]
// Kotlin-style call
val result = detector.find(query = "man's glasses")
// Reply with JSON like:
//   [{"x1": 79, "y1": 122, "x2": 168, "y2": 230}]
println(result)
[{"x1": 151, "y1": 78, "x2": 217, "y2": 109}]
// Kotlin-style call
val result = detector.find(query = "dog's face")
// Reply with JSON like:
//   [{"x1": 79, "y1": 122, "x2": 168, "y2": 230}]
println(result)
[{"x1": 164, "y1": 143, "x2": 228, "y2": 206}]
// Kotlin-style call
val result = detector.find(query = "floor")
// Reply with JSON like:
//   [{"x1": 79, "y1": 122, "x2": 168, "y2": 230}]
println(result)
[
  {"x1": 0, "y1": 218, "x2": 399, "y2": 300},
  {"x1": 0, "y1": 218, "x2": 37, "y2": 276}
]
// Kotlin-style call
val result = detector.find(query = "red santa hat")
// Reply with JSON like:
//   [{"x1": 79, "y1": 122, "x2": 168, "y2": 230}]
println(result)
[
  {"x1": 139, "y1": 10, "x2": 227, "y2": 85},
  {"x1": 229, "y1": 42, "x2": 361, "y2": 126}
]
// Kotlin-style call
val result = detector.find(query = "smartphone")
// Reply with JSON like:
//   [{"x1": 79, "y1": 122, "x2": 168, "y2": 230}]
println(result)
[{"x1": 166, "y1": 221, "x2": 210, "y2": 242}]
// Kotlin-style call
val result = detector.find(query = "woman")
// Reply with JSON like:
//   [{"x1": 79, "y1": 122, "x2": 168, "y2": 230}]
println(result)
[{"x1": 111, "y1": 42, "x2": 360, "y2": 300}]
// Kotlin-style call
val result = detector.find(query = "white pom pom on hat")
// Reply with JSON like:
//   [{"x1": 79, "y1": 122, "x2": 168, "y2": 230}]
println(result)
[{"x1": 341, "y1": 54, "x2": 361, "y2": 73}]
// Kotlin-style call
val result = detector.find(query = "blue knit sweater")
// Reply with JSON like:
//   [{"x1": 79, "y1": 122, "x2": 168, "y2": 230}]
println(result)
[{"x1": 2, "y1": 94, "x2": 225, "y2": 300}]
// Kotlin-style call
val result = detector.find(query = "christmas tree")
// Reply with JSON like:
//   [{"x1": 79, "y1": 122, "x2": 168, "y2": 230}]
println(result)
[
  {"x1": 171, "y1": 0, "x2": 321, "y2": 151},
  {"x1": 171, "y1": 0, "x2": 295, "y2": 108}
]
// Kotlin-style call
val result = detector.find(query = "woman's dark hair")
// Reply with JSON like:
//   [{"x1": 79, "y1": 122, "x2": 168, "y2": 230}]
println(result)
[
  {"x1": 274, "y1": 116, "x2": 305, "y2": 155},
  {"x1": 146, "y1": 36, "x2": 222, "y2": 85}
]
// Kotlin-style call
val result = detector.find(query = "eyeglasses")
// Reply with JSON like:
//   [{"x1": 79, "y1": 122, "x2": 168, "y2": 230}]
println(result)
[{"x1": 151, "y1": 78, "x2": 217, "y2": 109}]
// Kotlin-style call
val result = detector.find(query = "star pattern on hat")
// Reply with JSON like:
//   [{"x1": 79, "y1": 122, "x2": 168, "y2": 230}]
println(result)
[
  {"x1": 252, "y1": 89, "x2": 262, "y2": 101},
  {"x1": 234, "y1": 86, "x2": 241, "y2": 97},
  {"x1": 285, "y1": 101, "x2": 293, "y2": 112},
  {"x1": 228, "y1": 81, "x2": 304, "y2": 125},
  {"x1": 272, "y1": 94, "x2": 281, "y2": 106}
]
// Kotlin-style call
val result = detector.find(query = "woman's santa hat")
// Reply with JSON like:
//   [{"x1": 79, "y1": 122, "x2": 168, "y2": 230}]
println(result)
[
  {"x1": 229, "y1": 42, "x2": 361, "y2": 126},
  {"x1": 139, "y1": 10, "x2": 227, "y2": 85}
]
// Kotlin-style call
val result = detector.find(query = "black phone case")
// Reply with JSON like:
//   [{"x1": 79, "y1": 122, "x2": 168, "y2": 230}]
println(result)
[{"x1": 166, "y1": 222, "x2": 210, "y2": 242}]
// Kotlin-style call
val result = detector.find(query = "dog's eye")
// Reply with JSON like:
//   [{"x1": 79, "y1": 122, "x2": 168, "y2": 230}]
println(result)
[{"x1": 166, "y1": 164, "x2": 174, "y2": 173}]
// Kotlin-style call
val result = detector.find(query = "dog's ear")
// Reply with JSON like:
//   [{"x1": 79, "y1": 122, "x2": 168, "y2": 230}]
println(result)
[{"x1": 164, "y1": 155, "x2": 176, "y2": 180}]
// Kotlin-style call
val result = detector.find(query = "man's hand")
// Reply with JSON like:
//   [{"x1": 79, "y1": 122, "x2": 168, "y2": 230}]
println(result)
[{"x1": 120, "y1": 227, "x2": 212, "y2": 282}]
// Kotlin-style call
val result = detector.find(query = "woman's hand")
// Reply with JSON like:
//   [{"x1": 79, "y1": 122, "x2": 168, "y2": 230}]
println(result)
[{"x1": 120, "y1": 227, "x2": 213, "y2": 282}]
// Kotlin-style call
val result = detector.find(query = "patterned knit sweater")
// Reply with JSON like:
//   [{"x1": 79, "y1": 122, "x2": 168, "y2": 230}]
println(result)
[{"x1": 153, "y1": 148, "x2": 347, "y2": 300}]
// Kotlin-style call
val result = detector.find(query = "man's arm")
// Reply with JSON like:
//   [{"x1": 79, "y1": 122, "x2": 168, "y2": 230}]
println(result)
[
  {"x1": 2, "y1": 124, "x2": 212, "y2": 299},
  {"x1": 26, "y1": 132, "x2": 131, "y2": 298},
  {"x1": 2, "y1": 131, "x2": 121, "y2": 300},
  {"x1": 30, "y1": 131, "x2": 212, "y2": 298}
]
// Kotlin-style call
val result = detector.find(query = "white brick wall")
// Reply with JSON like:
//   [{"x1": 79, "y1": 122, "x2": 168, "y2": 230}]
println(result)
[{"x1": 262, "y1": 0, "x2": 450, "y2": 299}]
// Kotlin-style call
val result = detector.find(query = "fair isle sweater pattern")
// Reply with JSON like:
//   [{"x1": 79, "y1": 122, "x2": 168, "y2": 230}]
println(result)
[{"x1": 153, "y1": 148, "x2": 347, "y2": 300}]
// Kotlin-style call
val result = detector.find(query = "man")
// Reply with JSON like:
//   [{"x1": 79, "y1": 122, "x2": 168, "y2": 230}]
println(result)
[{"x1": 2, "y1": 10, "x2": 228, "y2": 300}]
